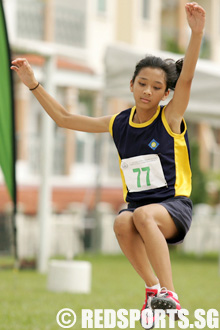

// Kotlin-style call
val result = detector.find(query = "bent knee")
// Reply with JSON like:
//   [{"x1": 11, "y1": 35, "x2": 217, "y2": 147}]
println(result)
[
  {"x1": 113, "y1": 212, "x2": 134, "y2": 236},
  {"x1": 133, "y1": 207, "x2": 155, "y2": 230}
]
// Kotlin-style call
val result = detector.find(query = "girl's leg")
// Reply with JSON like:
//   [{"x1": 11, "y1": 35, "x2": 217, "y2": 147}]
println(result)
[
  {"x1": 132, "y1": 204, "x2": 178, "y2": 291},
  {"x1": 114, "y1": 211, "x2": 158, "y2": 287},
  {"x1": 114, "y1": 205, "x2": 181, "y2": 322}
]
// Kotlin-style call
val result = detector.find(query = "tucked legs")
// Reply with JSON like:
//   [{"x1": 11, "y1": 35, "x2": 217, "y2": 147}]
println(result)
[{"x1": 114, "y1": 204, "x2": 178, "y2": 290}]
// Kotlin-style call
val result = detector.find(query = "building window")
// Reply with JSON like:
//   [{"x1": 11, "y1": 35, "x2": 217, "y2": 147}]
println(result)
[
  {"x1": 17, "y1": 0, "x2": 45, "y2": 40},
  {"x1": 76, "y1": 132, "x2": 95, "y2": 164},
  {"x1": 142, "y1": 0, "x2": 150, "y2": 20},
  {"x1": 76, "y1": 93, "x2": 95, "y2": 165},
  {"x1": 55, "y1": 0, "x2": 87, "y2": 48},
  {"x1": 97, "y1": 0, "x2": 107, "y2": 14}
]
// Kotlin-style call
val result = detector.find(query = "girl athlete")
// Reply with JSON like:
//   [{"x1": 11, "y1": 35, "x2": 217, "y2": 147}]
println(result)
[{"x1": 11, "y1": 2, "x2": 205, "y2": 328}]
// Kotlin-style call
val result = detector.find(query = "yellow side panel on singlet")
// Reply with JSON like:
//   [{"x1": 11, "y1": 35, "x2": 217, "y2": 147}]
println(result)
[
  {"x1": 161, "y1": 108, "x2": 192, "y2": 197},
  {"x1": 174, "y1": 137, "x2": 192, "y2": 197},
  {"x1": 118, "y1": 155, "x2": 129, "y2": 202},
  {"x1": 109, "y1": 113, "x2": 118, "y2": 136},
  {"x1": 109, "y1": 113, "x2": 128, "y2": 201}
]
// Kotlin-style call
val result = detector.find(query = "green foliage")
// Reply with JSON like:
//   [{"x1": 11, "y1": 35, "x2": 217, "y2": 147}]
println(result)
[
  {"x1": 190, "y1": 140, "x2": 208, "y2": 205},
  {"x1": 206, "y1": 171, "x2": 220, "y2": 205},
  {"x1": 162, "y1": 38, "x2": 184, "y2": 54}
]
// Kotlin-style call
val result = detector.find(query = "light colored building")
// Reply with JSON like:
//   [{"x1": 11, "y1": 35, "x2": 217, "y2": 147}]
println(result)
[
  {"x1": 1, "y1": 0, "x2": 220, "y2": 217},
  {"x1": 1, "y1": 0, "x2": 162, "y2": 215}
]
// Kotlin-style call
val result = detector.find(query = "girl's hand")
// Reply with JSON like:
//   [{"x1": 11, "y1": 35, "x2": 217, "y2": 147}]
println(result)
[
  {"x1": 11, "y1": 58, "x2": 38, "y2": 89},
  {"x1": 185, "y1": 2, "x2": 205, "y2": 34}
]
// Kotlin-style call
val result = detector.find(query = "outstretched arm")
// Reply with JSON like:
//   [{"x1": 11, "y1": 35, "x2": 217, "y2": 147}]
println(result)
[
  {"x1": 11, "y1": 58, "x2": 111, "y2": 133},
  {"x1": 165, "y1": 2, "x2": 206, "y2": 133}
]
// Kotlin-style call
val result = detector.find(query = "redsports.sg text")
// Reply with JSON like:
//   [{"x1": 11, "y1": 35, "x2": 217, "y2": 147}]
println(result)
[{"x1": 56, "y1": 308, "x2": 219, "y2": 329}]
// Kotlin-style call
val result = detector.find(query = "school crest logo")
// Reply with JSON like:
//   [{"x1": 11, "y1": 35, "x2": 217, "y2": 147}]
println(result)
[{"x1": 148, "y1": 139, "x2": 159, "y2": 150}]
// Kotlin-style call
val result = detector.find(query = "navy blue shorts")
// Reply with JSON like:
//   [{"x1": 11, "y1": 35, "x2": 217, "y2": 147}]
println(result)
[{"x1": 119, "y1": 196, "x2": 193, "y2": 245}]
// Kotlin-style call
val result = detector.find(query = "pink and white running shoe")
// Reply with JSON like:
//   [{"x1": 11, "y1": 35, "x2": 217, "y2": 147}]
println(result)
[{"x1": 151, "y1": 288, "x2": 181, "y2": 320}]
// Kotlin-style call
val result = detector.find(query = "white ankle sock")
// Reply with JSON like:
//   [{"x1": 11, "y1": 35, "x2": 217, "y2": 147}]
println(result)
[{"x1": 145, "y1": 282, "x2": 161, "y2": 291}]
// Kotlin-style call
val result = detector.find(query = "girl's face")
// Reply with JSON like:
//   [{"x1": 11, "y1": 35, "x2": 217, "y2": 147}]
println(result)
[{"x1": 130, "y1": 67, "x2": 169, "y2": 112}]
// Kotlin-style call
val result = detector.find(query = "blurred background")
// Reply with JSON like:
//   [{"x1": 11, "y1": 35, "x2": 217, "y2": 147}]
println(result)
[{"x1": 0, "y1": 0, "x2": 220, "y2": 268}]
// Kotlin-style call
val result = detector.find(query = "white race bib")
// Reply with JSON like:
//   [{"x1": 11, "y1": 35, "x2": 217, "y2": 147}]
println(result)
[{"x1": 121, "y1": 154, "x2": 167, "y2": 192}]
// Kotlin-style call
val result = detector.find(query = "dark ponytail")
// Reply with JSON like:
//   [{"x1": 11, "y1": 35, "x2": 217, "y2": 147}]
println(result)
[
  {"x1": 175, "y1": 58, "x2": 183, "y2": 75},
  {"x1": 132, "y1": 56, "x2": 184, "y2": 91}
]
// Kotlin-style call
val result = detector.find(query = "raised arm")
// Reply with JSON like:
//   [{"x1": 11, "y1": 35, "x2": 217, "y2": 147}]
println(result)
[
  {"x1": 165, "y1": 2, "x2": 206, "y2": 133},
  {"x1": 11, "y1": 58, "x2": 111, "y2": 133}
]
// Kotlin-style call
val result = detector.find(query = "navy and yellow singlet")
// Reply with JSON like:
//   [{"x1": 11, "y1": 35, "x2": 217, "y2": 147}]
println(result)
[{"x1": 109, "y1": 105, "x2": 192, "y2": 204}]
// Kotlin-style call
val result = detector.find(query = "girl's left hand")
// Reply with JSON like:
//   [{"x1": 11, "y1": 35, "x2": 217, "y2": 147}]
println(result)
[{"x1": 185, "y1": 2, "x2": 205, "y2": 34}]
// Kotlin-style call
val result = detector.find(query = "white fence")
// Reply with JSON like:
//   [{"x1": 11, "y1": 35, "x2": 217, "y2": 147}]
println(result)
[
  {"x1": 16, "y1": 202, "x2": 121, "y2": 260},
  {"x1": 17, "y1": 203, "x2": 86, "y2": 260},
  {"x1": 182, "y1": 204, "x2": 220, "y2": 254},
  {"x1": 15, "y1": 202, "x2": 220, "y2": 260}
]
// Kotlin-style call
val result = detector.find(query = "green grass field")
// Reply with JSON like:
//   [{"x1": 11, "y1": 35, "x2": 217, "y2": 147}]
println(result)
[{"x1": 0, "y1": 250, "x2": 219, "y2": 330}]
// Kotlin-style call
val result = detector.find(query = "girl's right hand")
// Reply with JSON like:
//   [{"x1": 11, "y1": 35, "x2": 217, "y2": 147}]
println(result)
[
  {"x1": 185, "y1": 2, "x2": 205, "y2": 35},
  {"x1": 11, "y1": 58, "x2": 38, "y2": 90}
]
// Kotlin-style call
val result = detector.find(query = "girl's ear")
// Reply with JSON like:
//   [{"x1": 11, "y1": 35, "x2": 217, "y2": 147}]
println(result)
[
  {"x1": 130, "y1": 80, "x2": 134, "y2": 92},
  {"x1": 161, "y1": 89, "x2": 170, "y2": 101}
]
